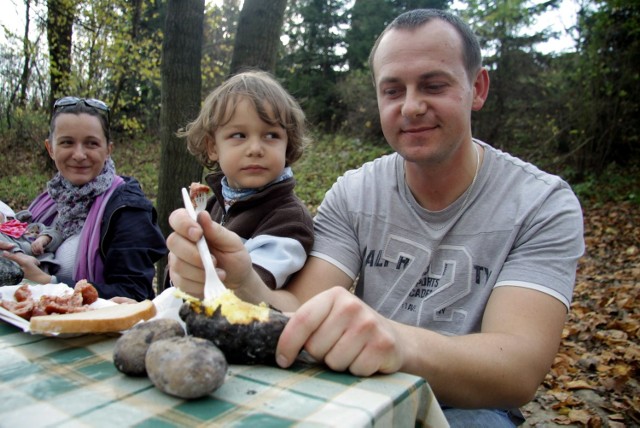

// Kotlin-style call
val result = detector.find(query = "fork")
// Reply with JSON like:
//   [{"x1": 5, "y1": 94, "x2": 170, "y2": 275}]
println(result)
[{"x1": 181, "y1": 187, "x2": 226, "y2": 300}]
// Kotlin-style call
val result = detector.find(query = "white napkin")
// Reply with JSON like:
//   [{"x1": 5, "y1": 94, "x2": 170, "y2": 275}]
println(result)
[
  {"x1": 151, "y1": 287, "x2": 186, "y2": 330},
  {"x1": 0, "y1": 200, "x2": 15, "y2": 219}
]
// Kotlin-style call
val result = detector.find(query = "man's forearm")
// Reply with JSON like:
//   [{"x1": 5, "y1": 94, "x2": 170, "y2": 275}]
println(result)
[{"x1": 397, "y1": 325, "x2": 545, "y2": 408}]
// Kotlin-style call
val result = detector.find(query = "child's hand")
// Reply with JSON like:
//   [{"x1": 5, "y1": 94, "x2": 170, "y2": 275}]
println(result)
[
  {"x1": 31, "y1": 236, "x2": 51, "y2": 256},
  {"x1": 31, "y1": 241, "x2": 44, "y2": 255}
]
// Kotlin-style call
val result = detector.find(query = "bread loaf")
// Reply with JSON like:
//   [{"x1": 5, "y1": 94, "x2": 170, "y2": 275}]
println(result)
[{"x1": 29, "y1": 300, "x2": 156, "y2": 334}]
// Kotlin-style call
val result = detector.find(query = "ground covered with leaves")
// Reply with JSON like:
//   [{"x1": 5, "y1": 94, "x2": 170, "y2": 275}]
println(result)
[{"x1": 522, "y1": 201, "x2": 639, "y2": 427}]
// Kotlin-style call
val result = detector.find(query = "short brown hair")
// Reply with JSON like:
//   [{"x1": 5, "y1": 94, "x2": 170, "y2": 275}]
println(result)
[
  {"x1": 368, "y1": 9, "x2": 482, "y2": 83},
  {"x1": 178, "y1": 70, "x2": 310, "y2": 170}
]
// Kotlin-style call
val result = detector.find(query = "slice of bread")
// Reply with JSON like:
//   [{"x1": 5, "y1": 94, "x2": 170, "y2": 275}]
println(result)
[{"x1": 29, "y1": 300, "x2": 156, "y2": 334}]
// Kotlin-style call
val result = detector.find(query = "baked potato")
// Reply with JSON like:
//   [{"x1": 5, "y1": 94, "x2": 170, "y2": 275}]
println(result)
[
  {"x1": 113, "y1": 318, "x2": 185, "y2": 376},
  {"x1": 146, "y1": 336, "x2": 227, "y2": 399},
  {"x1": 178, "y1": 290, "x2": 289, "y2": 365}
]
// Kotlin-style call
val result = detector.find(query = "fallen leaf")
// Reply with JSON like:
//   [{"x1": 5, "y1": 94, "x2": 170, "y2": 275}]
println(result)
[
  {"x1": 524, "y1": 201, "x2": 640, "y2": 427},
  {"x1": 566, "y1": 380, "x2": 597, "y2": 390}
]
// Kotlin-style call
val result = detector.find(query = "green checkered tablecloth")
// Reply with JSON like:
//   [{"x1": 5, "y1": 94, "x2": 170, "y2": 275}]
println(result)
[{"x1": 0, "y1": 322, "x2": 448, "y2": 427}]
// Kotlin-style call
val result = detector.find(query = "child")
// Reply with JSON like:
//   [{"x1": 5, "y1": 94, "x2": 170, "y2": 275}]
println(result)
[
  {"x1": 177, "y1": 70, "x2": 314, "y2": 290},
  {"x1": 0, "y1": 207, "x2": 62, "y2": 258}
]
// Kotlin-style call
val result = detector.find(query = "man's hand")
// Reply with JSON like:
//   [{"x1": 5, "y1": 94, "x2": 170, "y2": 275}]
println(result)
[{"x1": 276, "y1": 287, "x2": 405, "y2": 376}]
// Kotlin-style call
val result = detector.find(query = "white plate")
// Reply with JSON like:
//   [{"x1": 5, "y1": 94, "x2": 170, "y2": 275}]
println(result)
[{"x1": 0, "y1": 283, "x2": 115, "y2": 335}]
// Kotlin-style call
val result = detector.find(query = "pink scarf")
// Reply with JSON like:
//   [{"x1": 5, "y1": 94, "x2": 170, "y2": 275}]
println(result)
[{"x1": 0, "y1": 219, "x2": 28, "y2": 238}]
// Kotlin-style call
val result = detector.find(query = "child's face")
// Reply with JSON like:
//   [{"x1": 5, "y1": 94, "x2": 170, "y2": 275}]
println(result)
[{"x1": 210, "y1": 97, "x2": 288, "y2": 189}]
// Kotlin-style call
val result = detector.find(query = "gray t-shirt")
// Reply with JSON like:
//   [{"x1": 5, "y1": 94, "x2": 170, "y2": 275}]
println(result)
[{"x1": 311, "y1": 141, "x2": 584, "y2": 336}]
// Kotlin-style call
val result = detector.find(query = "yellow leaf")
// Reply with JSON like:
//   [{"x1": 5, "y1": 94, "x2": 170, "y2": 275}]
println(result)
[
  {"x1": 568, "y1": 408, "x2": 593, "y2": 424},
  {"x1": 566, "y1": 380, "x2": 596, "y2": 390}
]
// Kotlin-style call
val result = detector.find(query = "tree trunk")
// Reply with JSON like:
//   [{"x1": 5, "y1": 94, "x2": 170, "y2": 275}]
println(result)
[
  {"x1": 17, "y1": 0, "x2": 32, "y2": 108},
  {"x1": 47, "y1": 0, "x2": 75, "y2": 109},
  {"x1": 229, "y1": 0, "x2": 287, "y2": 75},
  {"x1": 156, "y1": 0, "x2": 205, "y2": 287},
  {"x1": 6, "y1": 0, "x2": 32, "y2": 128}
]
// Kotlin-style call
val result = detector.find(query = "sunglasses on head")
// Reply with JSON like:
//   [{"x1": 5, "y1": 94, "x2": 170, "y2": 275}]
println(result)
[{"x1": 53, "y1": 97, "x2": 110, "y2": 124}]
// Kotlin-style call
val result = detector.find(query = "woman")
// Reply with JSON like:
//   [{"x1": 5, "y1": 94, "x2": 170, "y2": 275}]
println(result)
[{"x1": 0, "y1": 97, "x2": 167, "y2": 301}]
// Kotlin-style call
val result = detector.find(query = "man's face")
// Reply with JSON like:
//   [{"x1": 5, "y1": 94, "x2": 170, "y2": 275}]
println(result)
[{"x1": 372, "y1": 20, "x2": 485, "y2": 166}]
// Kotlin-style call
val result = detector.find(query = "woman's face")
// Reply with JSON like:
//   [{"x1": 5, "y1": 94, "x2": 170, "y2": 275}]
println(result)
[{"x1": 45, "y1": 113, "x2": 113, "y2": 186}]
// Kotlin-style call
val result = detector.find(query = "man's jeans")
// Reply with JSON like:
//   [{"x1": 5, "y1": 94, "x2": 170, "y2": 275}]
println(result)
[{"x1": 442, "y1": 407, "x2": 525, "y2": 427}]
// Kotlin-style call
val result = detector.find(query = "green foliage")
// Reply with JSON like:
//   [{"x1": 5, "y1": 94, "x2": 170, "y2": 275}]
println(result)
[
  {"x1": 0, "y1": 108, "x2": 53, "y2": 209},
  {"x1": 201, "y1": 2, "x2": 240, "y2": 95},
  {"x1": 566, "y1": 0, "x2": 640, "y2": 174},
  {"x1": 0, "y1": 0, "x2": 237, "y2": 147},
  {"x1": 0, "y1": 106, "x2": 49, "y2": 148},
  {"x1": 112, "y1": 133, "x2": 162, "y2": 202},
  {"x1": 294, "y1": 133, "x2": 392, "y2": 212},
  {"x1": 47, "y1": 0, "x2": 165, "y2": 133},
  {"x1": 0, "y1": 173, "x2": 52, "y2": 211},
  {"x1": 278, "y1": 0, "x2": 350, "y2": 130},
  {"x1": 344, "y1": 0, "x2": 390, "y2": 71},
  {"x1": 345, "y1": 0, "x2": 449, "y2": 70},
  {"x1": 571, "y1": 163, "x2": 640, "y2": 207},
  {"x1": 334, "y1": 69, "x2": 384, "y2": 142},
  {"x1": 0, "y1": 0, "x2": 639, "y2": 204},
  {"x1": 461, "y1": 0, "x2": 561, "y2": 154}
]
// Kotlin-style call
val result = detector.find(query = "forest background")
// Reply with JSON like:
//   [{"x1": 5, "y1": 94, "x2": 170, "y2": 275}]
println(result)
[{"x1": 0, "y1": 0, "x2": 638, "y2": 426}]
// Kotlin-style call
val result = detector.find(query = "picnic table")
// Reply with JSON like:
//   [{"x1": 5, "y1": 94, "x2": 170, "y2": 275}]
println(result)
[{"x1": 0, "y1": 321, "x2": 449, "y2": 427}]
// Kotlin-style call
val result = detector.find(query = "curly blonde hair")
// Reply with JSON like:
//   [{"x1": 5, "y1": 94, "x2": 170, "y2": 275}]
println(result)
[{"x1": 178, "y1": 70, "x2": 310, "y2": 170}]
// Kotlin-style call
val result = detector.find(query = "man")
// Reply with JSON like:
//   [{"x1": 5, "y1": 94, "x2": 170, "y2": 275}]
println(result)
[{"x1": 167, "y1": 9, "x2": 584, "y2": 427}]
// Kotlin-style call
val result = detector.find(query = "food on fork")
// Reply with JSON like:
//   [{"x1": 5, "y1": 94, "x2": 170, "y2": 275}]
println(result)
[
  {"x1": 188, "y1": 182, "x2": 211, "y2": 206},
  {"x1": 182, "y1": 185, "x2": 226, "y2": 299},
  {"x1": 178, "y1": 289, "x2": 289, "y2": 365}
]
